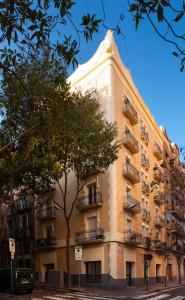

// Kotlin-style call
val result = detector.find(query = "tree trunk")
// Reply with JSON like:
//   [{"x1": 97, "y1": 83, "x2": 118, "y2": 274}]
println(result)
[
  {"x1": 177, "y1": 257, "x2": 181, "y2": 284},
  {"x1": 164, "y1": 261, "x2": 168, "y2": 287},
  {"x1": 66, "y1": 220, "x2": 71, "y2": 287}
]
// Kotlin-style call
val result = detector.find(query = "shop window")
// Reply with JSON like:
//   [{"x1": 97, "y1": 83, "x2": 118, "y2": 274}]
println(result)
[{"x1": 86, "y1": 261, "x2": 101, "y2": 283}]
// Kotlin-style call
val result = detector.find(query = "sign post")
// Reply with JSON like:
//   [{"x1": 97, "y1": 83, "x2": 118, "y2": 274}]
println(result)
[
  {"x1": 75, "y1": 246, "x2": 82, "y2": 289},
  {"x1": 9, "y1": 238, "x2": 15, "y2": 296}
]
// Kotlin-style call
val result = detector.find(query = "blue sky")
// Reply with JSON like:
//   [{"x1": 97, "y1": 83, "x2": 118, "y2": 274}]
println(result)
[{"x1": 67, "y1": 1, "x2": 185, "y2": 149}]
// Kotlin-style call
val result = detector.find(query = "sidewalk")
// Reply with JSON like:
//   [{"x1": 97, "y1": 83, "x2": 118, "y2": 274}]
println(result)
[{"x1": 38, "y1": 280, "x2": 185, "y2": 298}]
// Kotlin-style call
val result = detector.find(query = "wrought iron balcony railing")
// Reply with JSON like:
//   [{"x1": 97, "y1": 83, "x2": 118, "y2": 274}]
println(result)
[
  {"x1": 123, "y1": 195, "x2": 141, "y2": 214},
  {"x1": 124, "y1": 230, "x2": 142, "y2": 245},
  {"x1": 123, "y1": 130, "x2": 139, "y2": 154},
  {"x1": 76, "y1": 228, "x2": 104, "y2": 244},
  {"x1": 154, "y1": 216, "x2": 165, "y2": 228},
  {"x1": 170, "y1": 223, "x2": 185, "y2": 237},
  {"x1": 142, "y1": 208, "x2": 151, "y2": 223},
  {"x1": 122, "y1": 99, "x2": 138, "y2": 125},
  {"x1": 171, "y1": 208, "x2": 184, "y2": 221},
  {"x1": 142, "y1": 181, "x2": 150, "y2": 194},
  {"x1": 123, "y1": 162, "x2": 140, "y2": 183},
  {"x1": 140, "y1": 127, "x2": 149, "y2": 144},
  {"x1": 36, "y1": 206, "x2": 56, "y2": 221},
  {"x1": 154, "y1": 191, "x2": 164, "y2": 206},
  {"x1": 76, "y1": 192, "x2": 103, "y2": 211},
  {"x1": 154, "y1": 240, "x2": 166, "y2": 253},
  {"x1": 36, "y1": 236, "x2": 57, "y2": 249},
  {"x1": 153, "y1": 142, "x2": 163, "y2": 160},
  {"x1": 153, "y1": 167, "x2": 163, "y2": 181},
  {"x1": 141, "y1": 154, "x2": 150, "y2": 170}
]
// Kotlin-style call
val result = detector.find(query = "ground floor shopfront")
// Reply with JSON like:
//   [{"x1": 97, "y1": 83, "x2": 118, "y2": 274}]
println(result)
[{"x1": 35, "y1": 241, "x2": 185, "y2": 288}]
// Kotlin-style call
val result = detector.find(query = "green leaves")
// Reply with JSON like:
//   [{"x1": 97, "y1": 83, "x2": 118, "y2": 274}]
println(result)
[
  {"x1": 0, "y1": 54, "x2": 120, "y2": 211},
  {"x1": 174, "y1": 12, "x2": 184, "y2": 23},
  {"x1": 157, "y1": 4, "x2": 164, "y2": 22},
  {"x1": 81, "y1": 13, "x2": 101, "y2": 41}
]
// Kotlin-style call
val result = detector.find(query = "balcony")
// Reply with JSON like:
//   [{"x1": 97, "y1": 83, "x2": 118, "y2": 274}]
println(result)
[
  {"x1": 171, "y1": 208, "x2": 184, "y2": 221},
  {"x1": 76, "y1": 192, "x2": 103, "y2": 211},
  {"x1": 141, "y1": 154, "x2": 150, "y2": 170},
  {"x1": 36, "y1": 207, "x2": 56, "y2": 222},
  {"x1": 142, "y1": 181, "x2": 150, "y2": 195},
  {"x1": 153, "y1": 167, "x2": 163, "y2": 181},
  {"x1": 85, "y1": 88, "x2": 99, "y2": 103},
  {"x1": 123, "y1": 162, "x2": 140, "y2": 183},
  {"x1": 142, "y1": 236, "x2": 152, "y2": 249},
  {"x1": 142, "y1": 208, "x2": 151, "y2": 223},
  {"x1": 171, "y1": 243, "x2": 184, "y2": 253},
  {"x1": 170, "y1": 223, "x2": 184, "y2": 237},
  {"x1": 140, "y1": 127, "x2": 149, "y2": 144},
  {"x1": 124, "y1": 230, "x2": 142, "y2": 246},
  {"x1": 123, "y1": 130, "x2": 139, "y2": 154},
  {"x1": 122, "y1": 99, "x2": 138, "y2": 125},
  {"x1": 153, "y1": 142, "x2": 163, "y2": 160},
  {"x1": 123, "y1": 195, "x2": 141, "y2": 214},
  {"x1": 17, "y1": 228, "x2": 31, "y2": 238},
  {"x1": 154, "y1": 240, "x2": 166, "y2": 253},
  {"x1": 76, "y1": 228, "x2": 104, "y2": 244},
  {"x1": 154, "y1": 191, "x2": 164, "y2": 206},
  {"x1": 79, "y1": 168, "x2": 99, "y2": 180},
  {"x1": 36, "y1": 236, "x2": 57, "y2": 249},
  {"x1": 154, "y1": 216, "x2": 165, "y2": 228},
  {"x1": 17, "y1": 201, "x2": 32, "y2": 212}
]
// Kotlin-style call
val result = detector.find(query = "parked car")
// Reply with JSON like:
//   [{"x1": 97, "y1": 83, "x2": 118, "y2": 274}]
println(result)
[{"x1": 0, "y1": 267, "x2": 35, "y2": 293}]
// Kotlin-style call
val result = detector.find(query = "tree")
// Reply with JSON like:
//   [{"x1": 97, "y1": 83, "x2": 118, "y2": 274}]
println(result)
[
  {"x1": 0, "y1": 55, "x2": 120, "y2": 284},
  {"x1": 0, "y1": 0, "x2": 184, "y2": 77},
  {"x1": 0, "y1": 1, "x2": 184, "y2": 156}
]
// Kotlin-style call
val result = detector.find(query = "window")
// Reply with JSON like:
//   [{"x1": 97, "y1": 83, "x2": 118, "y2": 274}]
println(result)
[
  {"x1": 86, "y1": 261, "x2": 101, "y2": 283},
  {"x1": 142, "y1": 225, "x2": 149, "y2": 237},
  {"x1": 88, "y1": 182, "x2": 97, "y2": 204},
  {"x1": 126, "y1": 187, "x2": 132, "y2": 196},
  {"x1": 87, "y1": 216, "x2": 97, "y2": 230},
  {"x1": 126, "y1": 219, "x2": 133, "y2": 231},
  {"x1": 126, "y1": 156, "x2": 131, "y2": 164}
]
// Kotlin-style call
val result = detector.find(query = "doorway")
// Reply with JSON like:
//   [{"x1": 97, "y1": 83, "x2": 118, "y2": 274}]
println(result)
[
  {"x1": 156, "y1": 264, "x2": 161, "y2": 282},
  {"x1": 126, "y1": 261, "x2": 134, "y2": 286},
  {"x1": 167, "y1": 264, "x2": 172, "y2": 282},
  {"x1": 44, "y1": 263, "x2": 54, "y2": 282}
]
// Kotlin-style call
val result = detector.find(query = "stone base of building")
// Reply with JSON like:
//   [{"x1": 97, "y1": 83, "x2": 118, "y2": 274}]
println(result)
[{"x1": 71, "y1": 274, "x2": 166, "y2": 289}]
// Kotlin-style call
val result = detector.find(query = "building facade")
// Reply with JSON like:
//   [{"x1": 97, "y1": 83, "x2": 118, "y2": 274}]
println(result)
[
  {"x1": 1, "y1": 193, "x2": 35, "y2": 269},
  {"x1": 34, "y1": 31, "x2": 185, "y2": 288}
]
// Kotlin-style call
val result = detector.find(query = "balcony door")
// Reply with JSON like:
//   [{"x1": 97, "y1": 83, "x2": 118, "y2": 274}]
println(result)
[{"x1": 88, "y1": 182, "x2": 97, "y2": 204}]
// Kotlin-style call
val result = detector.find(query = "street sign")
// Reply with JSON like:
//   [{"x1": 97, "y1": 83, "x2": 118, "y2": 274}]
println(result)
[
  {"x1": 75, "y1": 246, "x2": 82, "y2": 260},
  {"x1": 9, "y1": 238, "x2": 15, "y2": 254}
]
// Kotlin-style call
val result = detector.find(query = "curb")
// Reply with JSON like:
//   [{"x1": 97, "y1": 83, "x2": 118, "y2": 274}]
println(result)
[
  {"x1": 36, "y1": 282, "x2": 185, "y2": 297},
  {"x1": 146, "y1": 282, "x2": 185, "y2": 293}
]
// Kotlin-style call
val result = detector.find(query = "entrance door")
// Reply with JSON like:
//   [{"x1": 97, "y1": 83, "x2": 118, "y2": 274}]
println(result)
[
  {"x1": 167, "y1": 264, "x2": 172, "y2": 282},
  {"x1": 126, "y1": 262, "x2": 134, "y2": 286},
  {"x1": 44, "y1": 263, "x2": 54, "y2": 282},
  {"x1": 156, "y1": 264, "x2": 161, "y2": 282}
]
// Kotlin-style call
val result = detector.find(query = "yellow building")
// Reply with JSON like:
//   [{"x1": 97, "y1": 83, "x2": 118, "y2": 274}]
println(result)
[{"x1": 35, "y1": 31, "x2": 185, "y2": 288}]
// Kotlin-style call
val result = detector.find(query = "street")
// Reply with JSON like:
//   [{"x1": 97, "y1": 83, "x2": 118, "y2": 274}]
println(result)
[{"x1": 0, "y1": 286, "x2": 185, "y2": 300}]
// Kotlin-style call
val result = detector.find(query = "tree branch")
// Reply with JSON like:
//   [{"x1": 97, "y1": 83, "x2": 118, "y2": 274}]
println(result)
[
  {"x1": 53, "y1": 198, "x2": 64, "y2": 211},
  {"x1": 67, "y1": 177, "x2": 86, "y2": 220},
  {"x1": 0, "y1": 122, "x2": 43, "y2": 154}
]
